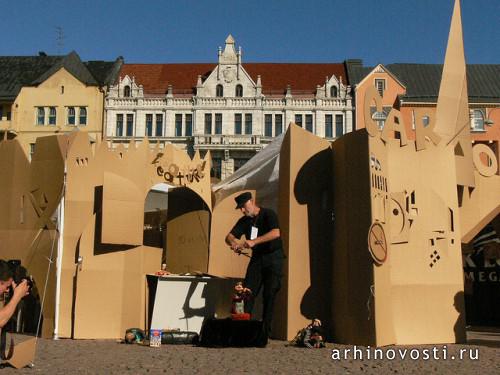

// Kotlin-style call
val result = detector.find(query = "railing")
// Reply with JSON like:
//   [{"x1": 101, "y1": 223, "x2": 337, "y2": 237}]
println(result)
[
  {"x1": 106, "y1": 135, "x2": 193, "y2": 145},
  {"x1": 107, "y1": 96, "x2": 348, "y2": 110},
  {"x1": 194, "y1": 134, "x2": 262, "y2": 146}
]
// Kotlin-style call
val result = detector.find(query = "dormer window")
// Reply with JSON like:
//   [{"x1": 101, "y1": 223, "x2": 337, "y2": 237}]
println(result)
[
  {"x1": 124, "y1": 85, "x2": 131, "y2": 97},
  {"x1": 330, "y1": 86, "x2": 338, "y2": 97},
  {"x1": 375, "y1": 79, "x2": 386, "y2": 98},
  {"x1": 216, "y1": 84, "x2": 224, "y2": 97},
  {"x1": 235, "y1": 84, "x2": 243, "y2": 97}
]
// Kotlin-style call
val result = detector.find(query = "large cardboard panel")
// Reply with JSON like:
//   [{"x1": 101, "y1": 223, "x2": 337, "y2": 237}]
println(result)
[
  {"x1": 166, "y1": 210, "x2": 210, "y2": 274},
  {"x1": 166, "y1": 187, "x2": 211, "y2": 274},
  {"x1": 331, "y1": 130, "x2": 377, "y2": 345},
  {"x1": 278, "y1": 124, "x2": 333, "y2": 340},
  {"x1": 207, "y1": 190, "x2": 254, "y2": 278},
  {"x1": 382, "y1": 137, "x2": 465, "y2": 345},
  {"x1": 101, "y1": 172, "x2": 144, "y2": 245}
]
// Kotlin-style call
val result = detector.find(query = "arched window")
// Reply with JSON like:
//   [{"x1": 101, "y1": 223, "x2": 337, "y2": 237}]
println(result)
[
  {"x1": 124, "y1": 85, "x2": 131, "y2": 97},
  {"x1": 235, "y1": 84, "x2": 243, "y2": 97},
  {"x1": 472, "y1": 109, "x2": 485, "y2": 131},
  {"x1": 330, "y1": 86, "x2": 338, "y2": 97},
  {"x1": 216, "y1": 84, "x2": 223, "y2": 97},
  {"x1": 372, "y1": 111, "x2": 387, "y2": 130},
  {"x1": 67, "y1": 107, "x2": 76, "y2": 125}
]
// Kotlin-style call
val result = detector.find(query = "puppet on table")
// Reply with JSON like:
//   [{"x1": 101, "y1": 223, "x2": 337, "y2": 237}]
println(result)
[{"x1": 231, "y1": 282, "x2": 252, "y2": 320}]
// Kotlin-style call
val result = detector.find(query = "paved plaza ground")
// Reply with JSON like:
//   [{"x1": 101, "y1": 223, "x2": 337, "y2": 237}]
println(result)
[{"x1": 1, "y1": 328, "x2": 499, "y2": 374}]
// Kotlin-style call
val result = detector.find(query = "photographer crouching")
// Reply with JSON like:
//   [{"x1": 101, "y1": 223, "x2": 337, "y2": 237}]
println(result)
[{"x1": 0, "y1": 260, "x2": 30, "y2": 329}]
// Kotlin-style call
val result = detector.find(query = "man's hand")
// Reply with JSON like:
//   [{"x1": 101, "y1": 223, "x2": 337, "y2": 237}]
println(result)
[
  {"x1": 12, "y1": 279, "x2": 30, "y2": 301},
  {"x1": 244, "y1": 239, "x2": 256, "y2": 248}
]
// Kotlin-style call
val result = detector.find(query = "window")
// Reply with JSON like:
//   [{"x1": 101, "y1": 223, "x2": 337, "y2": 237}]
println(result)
[
  {"x1": 216, "y1": 84, "x2": 223, "y2": 97},
  {"x1": 330, "y1": 86, "x2": 338, "y2": 97},
  {"x1": 48, "y1": 107, "x2": 56, "y2": 125},
  {"x1": 67, "y1": 107, "x2": 75, "y2": 125},
  {"x1": 372, "y1": 110, "x2": 387, "y2": 129},
  {"x1": 275, "y1": 114, "x2": 283, "y2": 136},
  {"x1": 264, "y1": 114, "x2": 273, "y2": 137},
  {"x1": 235, "y1": 84, "x2": 243, "y2": 97},
  {"x1": 116, "y1": 114, "x2": 123, "y2": 136},
  {"x1": 175, "y1": 114, "x2": 183, "y2": 136},
  {"x1": 126, "y1": 114, "x2": 134, "y2": 136},
  {"x1": 234, "y1": 158, "x2": 248, "y2": 172},
  {"x1": 185, "y1": 114, "x2": 193, "y2": 136},
  {"x1": 325, "y1": 114, "x2": 333, "y2": 138},
  {"x1": 244, "y1": 113, "x2": 252, "y2": 134},
  {"x1": 124, "y1": 85, "x2": 131, "y2": 97},
  {"x1": 335, "y1": 114, "x2": 344, "y2": 137},
  {"x1": 79, "y1": 107, "x2": 87, "y2": 125},
  {"x1": 211, "y1": 158, "x2": 222, "y2": 179},
  {"x1": 145, "y1": 114, "x2": 153, "y2": 137},
  {"x1": 234, "y1": 113, "x2": 242, "y2": 135},
  {"x1": 305, "y1": 114, "x2": 313, "y2": 133},
  {"x1": 204, "y1": 113, "x2": 212, "y2": 134},
  {"x1": 295, "y1": 114, "x2": 303, "y2": 127},
  {"x1": 29, "y1": 144, "x2": 35, "y2": 162},
  {"x1": 375, "y1": 79, "x2": 386, "y2": 97},
  {"x1": 36, "y1": 107, "x2": 45, "y2": 125},
  {"x1": 0, "y1": 107, "x2": 3, "y2": 119},
  {"x1": 472, "y1": 109, "x2": 485, "y2": 131},
  {"x1": 215, "y1": 113, "x2": 222, "y2": 134},
  {"x1": 155, "y1": 114, "x2": 163, "y2": 136},
  {"x1": 6, "y1": 111, "x2": 11, "y2": 121}
]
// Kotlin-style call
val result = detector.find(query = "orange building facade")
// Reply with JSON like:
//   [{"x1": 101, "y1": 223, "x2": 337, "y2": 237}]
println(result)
[{"x1": 348, "y1": 61, "x2": 500, "y2": 162}]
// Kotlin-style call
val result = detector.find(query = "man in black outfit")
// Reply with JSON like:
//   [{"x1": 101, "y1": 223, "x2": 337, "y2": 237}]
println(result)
[{"x1": 225, "y1": 192, "x2": 284, "y2": 338}]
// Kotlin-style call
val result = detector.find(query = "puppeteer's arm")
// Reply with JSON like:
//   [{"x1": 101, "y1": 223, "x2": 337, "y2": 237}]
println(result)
[
  {"x1": 225, "y1": 232, "x2": 241, "y2": 251},
  {"x1": 245, "y1": 228, "x2": 280, "y2": 248}
]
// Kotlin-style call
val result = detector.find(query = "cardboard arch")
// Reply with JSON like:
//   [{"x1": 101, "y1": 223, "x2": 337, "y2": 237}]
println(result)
[{"x1": 0, "y1": 131, "x2": 212, "y2": 339}]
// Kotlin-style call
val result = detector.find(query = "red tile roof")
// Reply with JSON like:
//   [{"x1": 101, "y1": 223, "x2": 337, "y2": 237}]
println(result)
[{"x1": 119, "y1": 63, "x2": 347, "y2": 97}]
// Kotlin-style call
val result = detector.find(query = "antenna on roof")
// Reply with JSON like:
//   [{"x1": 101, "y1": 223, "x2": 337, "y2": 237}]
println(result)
[{"x1": 55, "y1": 26, "x2": 64, "y2": 54}]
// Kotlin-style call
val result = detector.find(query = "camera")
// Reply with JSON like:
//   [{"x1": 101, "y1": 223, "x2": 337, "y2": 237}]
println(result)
[
  {"x1": 6, "y1": 260, "x2": 34, "y2": 298},
  {"x1": 2, "y1": 260, "x2": 40, "y2": 335}
]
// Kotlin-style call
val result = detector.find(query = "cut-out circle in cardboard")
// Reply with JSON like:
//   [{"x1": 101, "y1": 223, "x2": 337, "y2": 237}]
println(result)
[
  {"x1": 472, "y1": 144, "x2": 498, "y2": 177},
  {"x1": 368, "y1": 222, "x2": 388, "y2": 265}
]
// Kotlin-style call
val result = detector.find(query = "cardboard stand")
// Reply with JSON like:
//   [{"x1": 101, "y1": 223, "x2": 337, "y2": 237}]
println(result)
[{"x1": 0, "y1": 333, "x2": 36, "y2": 369}]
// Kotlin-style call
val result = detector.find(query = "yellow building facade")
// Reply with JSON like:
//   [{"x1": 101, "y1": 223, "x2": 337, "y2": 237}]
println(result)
[{"x1": 0, "y1": 52, "x2": 121, "y2": 158}]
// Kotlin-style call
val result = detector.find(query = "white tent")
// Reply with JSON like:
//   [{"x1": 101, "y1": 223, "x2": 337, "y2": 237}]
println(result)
[{"x1": 212, "y1": 133, "x2": 284, "y2": 211}]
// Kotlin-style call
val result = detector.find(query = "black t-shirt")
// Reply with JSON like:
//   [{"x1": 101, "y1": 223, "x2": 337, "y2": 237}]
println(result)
[{"x1": 230, "y1": 207, "x2": 283, "y2": 255}]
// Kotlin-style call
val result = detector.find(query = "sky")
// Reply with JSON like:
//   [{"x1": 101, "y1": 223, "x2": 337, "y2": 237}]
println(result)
[{"x1": 2, "y1": 0, "x2": 499, "y2": 66}]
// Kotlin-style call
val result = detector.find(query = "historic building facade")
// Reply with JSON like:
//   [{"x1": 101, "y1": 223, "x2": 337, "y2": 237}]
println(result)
[
  {"x1": 0, "y1": 52, "x2": 121, "y2": 159},
  {"x1": 347, "y1": 60, "x2": 500, "y2": 162},
  {"x1": 105, "y1": 36, "x2": 354, "y2": 179}
]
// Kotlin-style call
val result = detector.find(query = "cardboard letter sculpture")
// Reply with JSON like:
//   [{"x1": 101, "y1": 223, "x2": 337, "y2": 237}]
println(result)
[
  {"x1": 209, "y1": 0, "x2": 499, "y2": 345},
  {"x1": 0, "y1": 134, "x2": 211, "y2": 339}
]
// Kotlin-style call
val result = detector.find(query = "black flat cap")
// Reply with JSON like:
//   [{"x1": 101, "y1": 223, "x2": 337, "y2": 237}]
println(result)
[{"x1": 235, "y1": 192, "x2": 252, "y2": 209}]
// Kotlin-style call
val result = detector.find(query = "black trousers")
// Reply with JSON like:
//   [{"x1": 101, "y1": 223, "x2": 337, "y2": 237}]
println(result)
[{"x1": 244, "y1": 249, "x2": 284, "y2": 337}]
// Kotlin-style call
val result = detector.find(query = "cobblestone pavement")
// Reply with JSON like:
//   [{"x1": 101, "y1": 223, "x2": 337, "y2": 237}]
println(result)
[{"x1": 1, "y1": 334, "x2": 499, "y2": 375}]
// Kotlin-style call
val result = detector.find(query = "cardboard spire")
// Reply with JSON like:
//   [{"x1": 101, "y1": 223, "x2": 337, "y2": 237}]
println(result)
[{"x1": 435, "y1": 0, "x2": 474, "y2": 187}]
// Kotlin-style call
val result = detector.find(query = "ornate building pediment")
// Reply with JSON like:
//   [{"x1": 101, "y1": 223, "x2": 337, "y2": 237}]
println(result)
[{"x1": 109, "y1": 74, "x2": 143, "y2": 98}]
